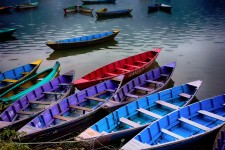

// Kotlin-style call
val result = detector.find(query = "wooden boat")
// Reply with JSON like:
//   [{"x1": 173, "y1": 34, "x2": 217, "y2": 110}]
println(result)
[
  {"x1": 46, "y1": 30, "x2": 120, "y2": 50},
  {"x1": 0, "y1": 61, "x2": 61, "y2": 104},
  {"x1": 17, "y1": 75, "x2": 124, "y2": 142},
  {"x1": 213, "y1": 124, "x2": 225, "y2": 150},
  {"x1": 78, "y1": 5, "x2": 93, "y2": 13},
  {"x1": 122, "y1": 94, "x2": 225, "y2": 150},
  {"x1": 0, "y1": 71, "x2": 75, "y2": 132},
  {"x1": 81, "y1": 0, "x2": 116, "y2": 4},
  {"x1": 15, "y1": 2, "x2": 38, "y2": 10},
  {"x1": 0, "y1": 28, "x2": 17, "y2": 38},
  {"x1": 158, "y1": 3, "x2": 172, "y2": 12},
  {"x1": 0, "y1": 6, "x2": 13, "y2": 14},
  {"x1": 73, "y1": 48, "x2": 161, "y2": 90},
  {"x1": 103, "y1": 62, "x2": 176, "y2": 111},
  {"x1": 96, "y1": 9, "x2": 132, "y2": 17},
  {"x1": 76, "y1": 80, "x2": 202, "y2": 148},
  {"x1": 0, "y1": 59, "x2": 42, "y2": 93},
  {"x1": 63, "y1": 5, "x2": 78, "y2": 14}
]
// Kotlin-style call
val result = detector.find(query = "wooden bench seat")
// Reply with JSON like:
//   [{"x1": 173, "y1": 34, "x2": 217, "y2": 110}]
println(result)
[
  {"x1": 85, "y1": 97, "x2": 106, "y2": 102},
  {"x1": 179, "y1": 117, "x2": 210, "y2": 131},
  {"x1": 2, "y1": 79, "x2": 18, "y2": 83},
  {"x1": 125, "y1": 93, "x2": 139, "y2": 98},
  {"x1": 134, "y1": 86, "x2": 153, "y2": 92},
  {"x1": 58, "y1": 83, "x2": 71, "y2": 86},
  {"x1": 29, "y1": 100, "x2": 52, "y2": 105},
  {"x1": 18, "y1": 110, "x2": 35, "y2": 115},
  {"x1": 120, "y1": 117, "x2": 140, "y2": 128},
  {"x1": 156, "y1": 100, "x2": 180, "y2": 110},
  {"x1": 124, "y1": 64, "x2": 141, "y2": 69},
  {"x1": 69, "y1": 105, "x2": 92, "y2": 112},
  {"x1": 136, "y1": 60, "x2": 147, "y2": 64},
  {"x1": 115, "y1": 68, "x2": 130, "y2": 72},
  {"x1": 161, "y1": 128, "x2": 184, "y2": 140},
  {"x1": 105, "y1": 72, "x2": 117, "y2": 76},
  {"x1": 145, "y1": 80, "x2": 164, "y2": 85},
  {"x1": 42, "y1": 92, "x2": 63, "y2": 95},
  {"x1": 179, "y1": 93, "x2": 191, "y2": 99},
  {"x1": 161, "y1": 74, "x2": 170, "y2": 77},
  {"x1": 198, "y1": 110, "x2": 225, "y2": 121},
  {"x1": 54, "y1": 115, "x2": 73, "y2": 121},
  {"x1": 137, "y1": 108, "x2": 162, "y2": 119}
]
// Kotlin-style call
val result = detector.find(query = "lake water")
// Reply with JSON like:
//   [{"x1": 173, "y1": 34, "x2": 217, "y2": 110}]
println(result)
[{"x1": 0, "y1": 0, "x2": 225, "y2": 147}]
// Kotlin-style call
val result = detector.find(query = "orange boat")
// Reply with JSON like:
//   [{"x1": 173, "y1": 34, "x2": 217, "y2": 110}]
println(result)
[{"x1": 73, "y1": 48, "x2": 161, "y2": 90}]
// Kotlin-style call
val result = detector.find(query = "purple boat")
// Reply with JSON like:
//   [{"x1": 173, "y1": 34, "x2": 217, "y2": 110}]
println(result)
[
  {"x1": 0, "y1": 71, "x2": 75, "y2": 132},
  {"x1": 103, "y1": 62, "x2": 176, "y2": 111},
  {"x1": 17, "y1": 75, "x2": 124, "y2": 142}
]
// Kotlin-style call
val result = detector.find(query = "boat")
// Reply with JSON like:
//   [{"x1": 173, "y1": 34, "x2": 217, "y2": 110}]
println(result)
[
  {"x1": 158, "y1": 3, "x2": 172, "y2": 12},
  {"x1": 0, "y1": 6, "x2": 13, "y2": 14},
  {"x1": 0, "y1": 59, "x2": 42, "y2": 93},
  {"x1": 213, "y1": 124, "x2": 225, "y2": 150},
  {"x1": 148, "y1": 3, "x2": 172, "y2": 13},
  {"x1": 78, "y1": 5, "x2": 93, "y2": 13},
  {"x1": 73, "y1": 48, "x2": 161, "y2": 90},
  {"x1": 0, "y1": 61, "x2": 61, "y2": 104},
  {"x1": 63, "y1": 5, "x2": 78, "y2": 14},
  {"x1": 81, "y1": 0, "x2": 116, "y2": 4},
  {"x1": 0, "y1": 71, "x2": 75, "y2": 132},
  {"x1": 46, "y1": 30, "x2": 120, "y2": 50},
  {"x1": 17, "y1": 75, "x2": 124, "y2": 142},
  {"x1": 103, "y1": 62, "x2": 176, "y2": 111},
  {"x1": 0, "y1": 28, "x2": 17, "y2": 38},
  {"x1": 96, "y1": 9, "x2": 132, "y2": 17},
  {"x1": 15, "y1": 2, "x2": 38, "y2": 10},
  {"x1": 75, "y1": 80, "x2": 202, "y2": 148},
  {"x1": 122, "y1": 94, "x2": 225, "y2": 150}
]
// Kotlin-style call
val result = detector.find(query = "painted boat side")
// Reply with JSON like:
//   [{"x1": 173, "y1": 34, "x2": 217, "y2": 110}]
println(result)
[
  {"x1": 63, "y1": 6, "x2": 78, "y2": 14},
  {"x1": 17, "y1": 76, "x2": 124, "y2": 142},
  {"x1": 0, "y1": 59, "x2": 42, "y2": 93},
  {"x1": 46, "y1": 30, "x2": 119, "y2": 50},
  {"x1": 103, "y1": 62, "x2": 176, "y2": 111},
  {"x1": 0, "y1": 61, "x2": 60, "y2": 104},
  {"x1": 78, "y1": 6, "x2": 93, "y2": 13},
  {"x1": 0, "y1": 71, "x2": 75, "y2": 132},
  {"x1": 15, "y1": 2, "x2": 38, "y2": 10},
  {"x1": 75, "y1": 80, "x2": 202, "y2": 148},
  {"x1": 122, "y1": 94, "x2": 225, "y2": 150},
  {"x1": 73, "y1": 48, "x2": 161, "y2": 90}
]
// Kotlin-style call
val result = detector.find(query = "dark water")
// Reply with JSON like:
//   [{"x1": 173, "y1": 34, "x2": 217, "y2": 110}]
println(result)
[{"x1": 0, "y1": 0, "x2": 225, "y2": 147}]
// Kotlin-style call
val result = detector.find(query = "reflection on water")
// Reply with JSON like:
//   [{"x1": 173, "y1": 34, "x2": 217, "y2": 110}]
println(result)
[{"x1": 47, "y1": 40, "x2": 118, "y2": 60}]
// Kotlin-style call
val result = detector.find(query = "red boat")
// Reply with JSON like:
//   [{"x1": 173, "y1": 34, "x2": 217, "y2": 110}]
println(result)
[{"x1": 73, "y1": 48, "x2": 161, "y2": 90}]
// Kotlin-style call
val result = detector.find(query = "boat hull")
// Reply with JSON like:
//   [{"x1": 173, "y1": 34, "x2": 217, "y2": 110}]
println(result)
[
  {"x1": 0, "y1": 28, "x2": 17, "y2": 38},
  {"x1": 96, "y1": 9, "x2": 132, "y2": 17}
]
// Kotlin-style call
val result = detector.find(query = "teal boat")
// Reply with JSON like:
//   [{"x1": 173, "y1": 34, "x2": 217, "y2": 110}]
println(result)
[
  {"x1": 0, "y1": 28, "x2": 17, "y2": 38},
  {"x1": 0, "y1": 62, "x2": 60, "y2": 104}
]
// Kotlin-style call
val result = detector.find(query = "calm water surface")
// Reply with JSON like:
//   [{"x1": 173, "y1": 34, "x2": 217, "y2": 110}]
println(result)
[{"x1": 1, "y1": 0, "x2": 225, "y2": 148}]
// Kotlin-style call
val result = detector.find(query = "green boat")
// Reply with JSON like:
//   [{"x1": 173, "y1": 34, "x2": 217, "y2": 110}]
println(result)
[
  {"x1": 0, "y1": 28, "x2": 17, "y2": 38},
  {"x1": 0, "y1": 61, "x2": 61, "y2": 104}
]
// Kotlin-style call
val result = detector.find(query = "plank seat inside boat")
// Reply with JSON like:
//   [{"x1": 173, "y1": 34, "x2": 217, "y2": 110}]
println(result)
[
  {"x1": 18, "y1": 110, "x2": 35, "y2": 115},
  {"x1": 21, "y1": 72, "x2": 29, "y2": 75},
  {"x1": 104, "y1": 72, "x2": 117, "y2": 76},
  {"x1": 120, "y1": 117, "x2": 140, "y2": 128},
  {"x1": 29, "y1": 100, "x2": 52, "y2": 105},
  {"x1": 1, "y1": 79, "x2": 18, "y2": 83},
  {"x1": 134, "y1": 86, "x2": 153, "y2": 92},
  {"x1": 0, "y1": 121, "x2": 12, "y2": 128},
  {"x1": 178, "y1": 117, "x2": 210, "y2": 131},
  {"x1": 54, "y1": 115, "x2": 73, "y2": 121},
  {"x1": 137, "y1": 108, "x2": 162, "y2": 119},
  {"x1": 136, "y1": 60, "x2": 147, "y2": 64},
  {"x1": 105, "y1": 89, "x2": 115, "y2": 92},
  {"x1": 125, "y1": 93, "x2": 139, "y2": 98},
  {"x1": 58, "y1": 83, "x2": 71, "y2": 86},
  {"x1": 161, "y1": 74, "x2": 170, "y2": 77},
  {"x1": 124, "y1": 64, "x2": 141, "y2": 69},
  {"x1": 198, "y1": 110, "x2": 225, "y2": 121},
  {"x1": 161, "y1": 128, "x2": 184, "y2": 140},
  {"x1": 145, "y1": 80, "x2": 164, "y2": 85},
  {"x1": 85, "y1": 96, "x2": 106, "y2": 102},
  {"x1": 115, "y1": 68, "x2": 130, "y2": 72},
  {"x1": 80, "y1": 128, "x2": 101, "y2": 138},
  {"x1": 22, "y1": 125, "x2": 41, "y2": 133},
  {"x1": 42, "y1": 91, "x2": 63, "y2": 95},
  {"x1": 69, "y1": 105, "x2": 92, "y2": 112},
  {"x1": 179, "y1": 93, "x2": 191, "y2": 99},
  {"x1": 156, "y1": 100, "x2": 180, "y2": 110}
]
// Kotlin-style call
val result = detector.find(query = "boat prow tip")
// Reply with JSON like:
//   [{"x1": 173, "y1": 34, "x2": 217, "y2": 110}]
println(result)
[{"x1": 187, "y1": 80, "x2": 202, "y2": 89}]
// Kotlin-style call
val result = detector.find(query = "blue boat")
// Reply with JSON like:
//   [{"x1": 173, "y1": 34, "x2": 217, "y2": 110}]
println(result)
[
  {"x1": 46, "y1": 30, "x2": 120, "y2": 50},
  {"x1": 81, "y1": 0, "x2": 116, "y2": 4},
  {"x1": 96, "y1": 9, "x2": 132, "y2": 18},
  {"x1": 75, "y1": 80, "x2": 202, "y2": 148},
  {"x1": 122, "y1": 94, "x2": 225, "y2": 150},
  {"x1": 103, "y1": 62, "x2": 176, "y2": 111}
]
